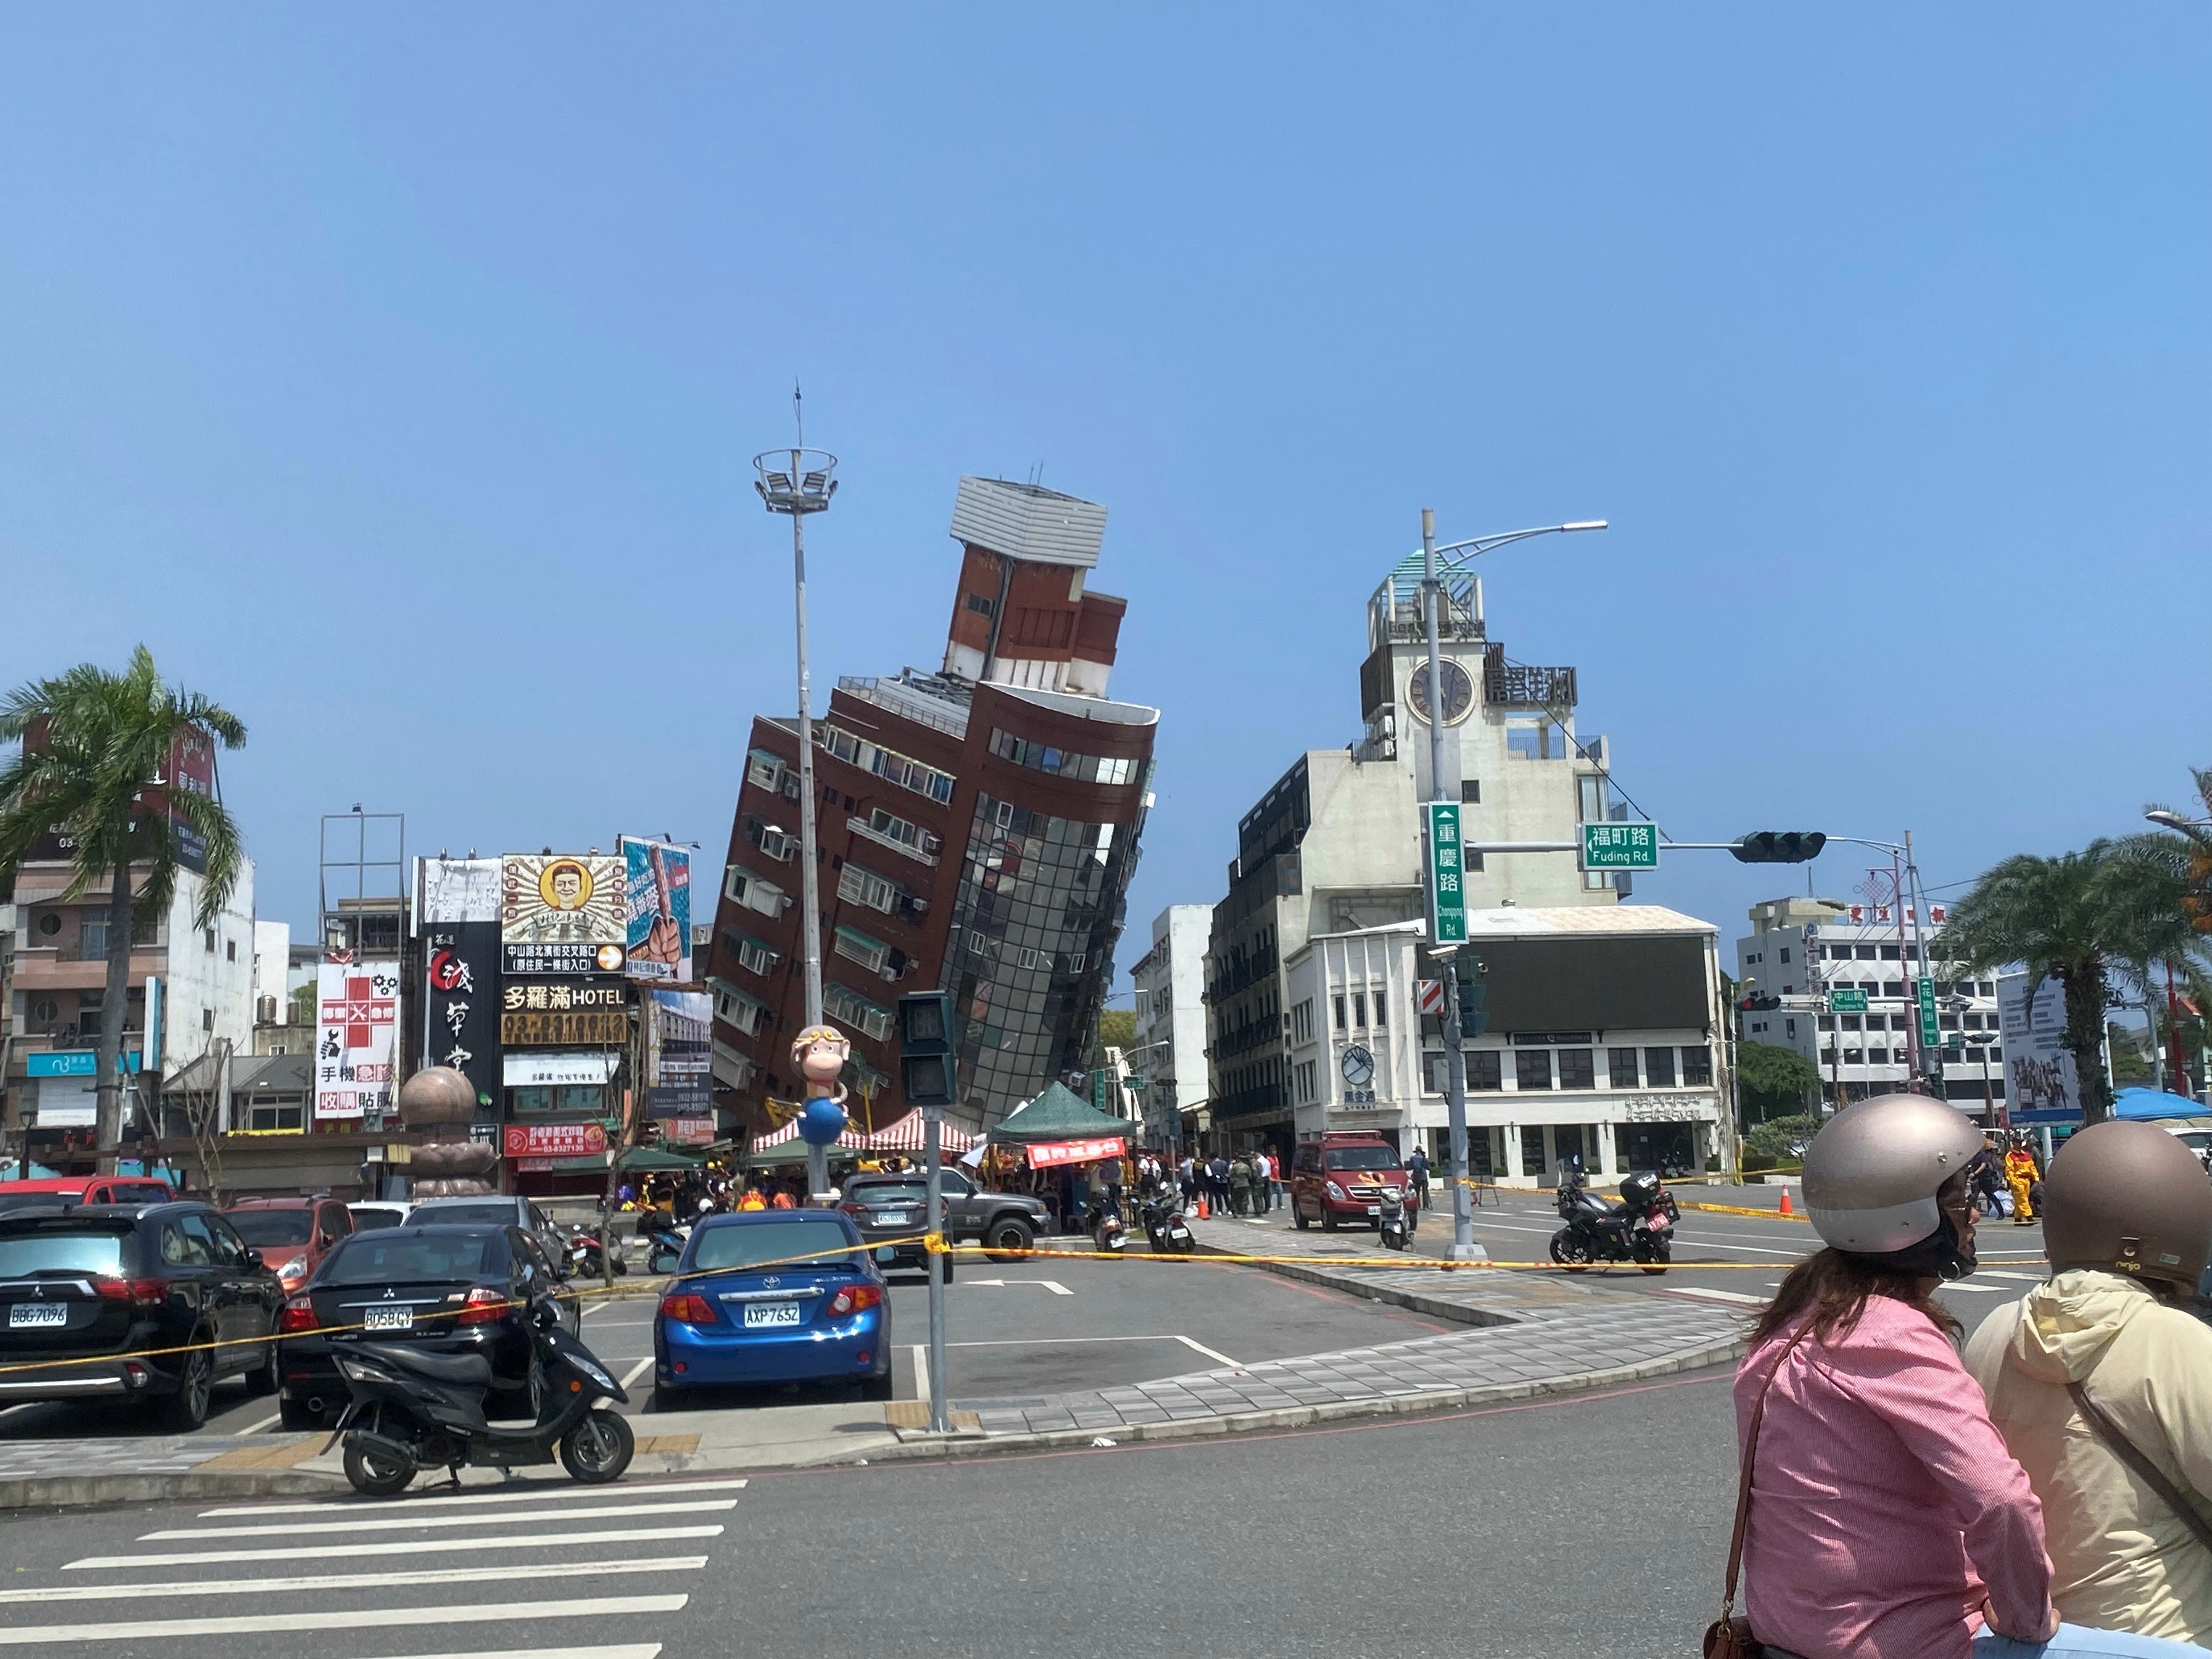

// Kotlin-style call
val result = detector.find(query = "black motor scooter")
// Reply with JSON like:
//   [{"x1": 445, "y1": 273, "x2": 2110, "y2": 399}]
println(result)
[
  {"x1": 325, "y1": 1294, "x2": 635, "y2": 1497},
  {"x1": 1141, "y1": 1186, "x2": 1195, "y2": 1255}
]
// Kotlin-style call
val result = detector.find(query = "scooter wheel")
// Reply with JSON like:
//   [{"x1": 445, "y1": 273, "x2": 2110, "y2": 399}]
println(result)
[
  {"x1": 343, "y1": 1438, "x2": 416, "y2": 1498},
  {"x1": 561, "y1": 1408, "x2": 635, "y2": 1484},
  {"x1": 1638, "y1": 1243, "x2": 1672, "y2": 1276},
  {"x1": 1549, "y1": 1231, "x2": 1593, "y2": 1273}
]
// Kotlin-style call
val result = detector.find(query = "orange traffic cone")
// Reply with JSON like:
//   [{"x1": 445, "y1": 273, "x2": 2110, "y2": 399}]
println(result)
[
  {"x1": 1779, "y1": 1189, "x2": 1795, "y2": 1218},
  {"x1": 1198, "y1": 1194, "x2": 1210, "y2": 1220}
]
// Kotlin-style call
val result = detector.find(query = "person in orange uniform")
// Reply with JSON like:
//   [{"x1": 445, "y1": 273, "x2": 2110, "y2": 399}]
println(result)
[{"x1": 2005, "y1": 1136, "x2": 2040, "y2": 1225}]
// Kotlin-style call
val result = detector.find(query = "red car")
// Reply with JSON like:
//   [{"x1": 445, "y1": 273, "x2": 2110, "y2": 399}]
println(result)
[
  {"x1": 1289, "y1": 1133, "x2": 1412, "y2": 1232},
  {"x1": 0, "y1": 1175, "x2": 175, "y2": 1211},
  {"x1": 223, "y1": 1197, "x2": 355, "y2": 1294}
]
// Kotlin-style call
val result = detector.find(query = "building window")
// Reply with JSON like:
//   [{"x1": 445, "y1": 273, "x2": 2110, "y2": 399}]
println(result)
[
  {"x1": 832, "y1": 926, "x2": 891, "y2": 976},
  {"x1": 1467, "y1": 1050, "x2": 1502, "y2": 1091},
  {"x1": 205, "y1": 927, "x2": 218, "y2": 953},
  {"x1": 1844, "y1": 1048, "x2": 1864, "y2": 1065},
  {"x1": 819, "y1": 724, "x2": 957, "y2": 804},
  {"x1": 201, "y1": 1007, "x2": 215, "y2": 1033},
  {"x1": 1868, "y1": 1046, "x2": 1889, "y2": 1065},
  {"x1": 965, "y1": 591, "x2": 996, "y2": 618},
  {"x1": 1373, "y1": 989, "x2": 1386, "y2": 1028},
  {"x1": 713, "y1": 981, "x2": 768, "y2": 1035},
  {"x1": 226, "y1": 939, "x2": 237, "y2": 962},
  {"x1": 77, "y1": 993, "x2": 104, "y2": 1038},
  {"x1": 1881, "y1": 944, "x2": 1901, "y2": 961},
  {"x1": 247, "y1": 1098, "x2": 304, "y2": 1132},
  {"x1": 1333, "y1": 996, "x2": 1346, "y2": 1032},
  {"x1": 864, "y1": 806, "x2": 940, "y2": 860},
  {"x1": 1460, "y1": 779, "x2": 1481, "y2": 803},
  {"x1": 1352, "y1": 992, "x2": 1367, "y2": 1028},
  {"x1": 1779, "y1": 946, "x2": 1792, "y2": 964},
  {"x1": 1521, "y1": 1125, "x2": 1547, "y2": 1173},
  {"x1": 988, "y1": 727, "x2": 1139, "y2": 787},
  {"x1": 736, "y1": 935, "x2": 778, "y2": 975},
  {"x1": 1515, "y1": 1049, "x2": 1553, "y2": 1091},
  {"x1": 1857, "y1": 945, "x2": 1878, "y2": 961},
  {"x1": 80, "y1": 917, "x2": 109, "y2": 957},
  {"x1": 1559, "y1": 1048, "x2": 1595, "y2": 1090},
  {"x1": 823, "y1": 982, "x2": 895, "y2": 1042},
  {"x1": 744, "y1": 817, "x2": 798, "y2": 862},
  {"x1": 836, "y1": 862, "x2": 901, "y2": 915},
  {"x1": 1290, "y1": 1001, "x2": 1313, "y2": 1044},
  {"x1": 1644, "y1": 1047, "x2": 1676, "y2": 1087},
  {"x1": 1817, "y1": 1015, "x2": 1836, "y2": 1031},
  {"x1": 1607, "y1": 1047, "x2": 1639, "y2": 1088},
  {"x1": 1681, "y1": 1045, "x2": 1713, "y2": 1086}
]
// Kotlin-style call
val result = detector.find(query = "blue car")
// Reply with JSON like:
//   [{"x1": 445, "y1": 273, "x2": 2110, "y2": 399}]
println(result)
[{"x1": 653, "y1": 1211, "x2": 893, "y2": 1407}]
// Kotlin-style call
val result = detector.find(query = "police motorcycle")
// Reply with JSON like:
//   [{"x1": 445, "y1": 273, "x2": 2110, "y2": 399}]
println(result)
[
  {"x1": 325, "y1": 1292, "x2": 635, "y2": 1497},
  {"x1": 1548, "y1": 1158, "x2": 1677, "y2": 1274}
]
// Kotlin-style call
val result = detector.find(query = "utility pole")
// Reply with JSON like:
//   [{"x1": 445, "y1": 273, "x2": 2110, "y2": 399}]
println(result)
[
  {"x1": 1420, "y1": 509, "x2": 1480, "y2": 1264},
  {"x1": 754, "y1": 430, "x2": 838, "y2": 1199}
]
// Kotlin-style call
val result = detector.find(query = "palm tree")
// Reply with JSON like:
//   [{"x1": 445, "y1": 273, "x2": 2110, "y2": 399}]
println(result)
[
  {"x1": 2147, "y1": 765, "x2": 2212, "y2": 938},
  {"x1": 1937, "y1": 837, "x2": 2202, "y2": 1125},
  {"x1": 0, "y1": 648, "x2": 246, "y2": 1164}
]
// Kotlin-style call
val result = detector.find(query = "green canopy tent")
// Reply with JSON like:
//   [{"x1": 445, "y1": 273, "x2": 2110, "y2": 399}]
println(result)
[{"x1": 986, "y1": 1081, "x2": 1135, "y2": 1146}]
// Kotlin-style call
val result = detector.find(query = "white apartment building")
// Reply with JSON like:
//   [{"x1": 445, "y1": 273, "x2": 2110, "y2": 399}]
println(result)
[
  {"x1": 1129, "y1": 904, "x2": 1209, "y2": 1143},
  {"x1": 1204, "y1": 550, "x2": 1627, "y2": 1149},
  {"x1": 1734, "y1": 895, "x2": 2005, "y2": 1116},
  {"x1": 1282, "y1": 906, "x2": 1728, "y2": 1186}
]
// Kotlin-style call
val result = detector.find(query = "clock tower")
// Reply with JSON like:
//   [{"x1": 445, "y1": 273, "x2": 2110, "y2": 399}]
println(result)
[{"x1": 1356, "y1": 555, "x2": 1492, "y2": 803}]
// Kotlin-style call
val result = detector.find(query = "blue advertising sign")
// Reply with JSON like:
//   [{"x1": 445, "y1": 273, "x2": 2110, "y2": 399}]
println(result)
[
  {"x1": 620, "y1": 837, "x2": 693, "y2": 982},
  {"x1": 26, "y1": 1050, "x2": 142, "y2": 1078}
]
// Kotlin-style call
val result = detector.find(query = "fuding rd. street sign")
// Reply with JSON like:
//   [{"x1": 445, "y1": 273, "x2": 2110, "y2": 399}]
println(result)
[{"x1": 1581, "y1": 821, "x2": 1659, "y2": 871}]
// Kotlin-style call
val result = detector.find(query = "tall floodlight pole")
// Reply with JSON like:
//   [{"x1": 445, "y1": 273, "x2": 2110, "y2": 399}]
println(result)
[
  {"x1": 755, "y1": 444, "x2": 839, "y2": 1197},
  {"x1": 1415, "y1": 510, "x2": 1605, "y2": 1259}
]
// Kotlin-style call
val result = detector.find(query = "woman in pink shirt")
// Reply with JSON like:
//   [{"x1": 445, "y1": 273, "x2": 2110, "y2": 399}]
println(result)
[{"x1": 1729, "y1": 1094, "x2": 2197, "y2": 1659}]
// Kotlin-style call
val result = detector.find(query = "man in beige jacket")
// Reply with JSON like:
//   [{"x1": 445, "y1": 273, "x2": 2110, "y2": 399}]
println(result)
[{"x1": 1965, "y1": 1118, "x2": 2212, "y2": 1645}]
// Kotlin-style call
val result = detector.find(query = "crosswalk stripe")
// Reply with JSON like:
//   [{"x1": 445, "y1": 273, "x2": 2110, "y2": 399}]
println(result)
[
  {"x1": 144, "y1": 1499, "x2": 736, "y2": 1541},
  {"x1": 67, "y1": 1524, "x2": 725, "y2": 1571},
  {"x1": 0, "y1": 1557, "x2": 707, "y2": 1605},
  {"x1": 1975, "y1": 1271, "x2": 2043, "y2": 1283},
  {"x1": 0, "y1": 1594, "x2": 687, "y2": 1646},
  {"x1": 1663, "y1": 1286, "x2": 1766, "y2": 1305},
  {"x1": 353, "y1": 1649, "x2": 659, "y2": 1659},
  {"x1": 201, "y1": 1479, "x2": 747, "y2": 1517},
  {"x1": 1935, "y1": 1282, "x2": 2008, "y2": 1294}
]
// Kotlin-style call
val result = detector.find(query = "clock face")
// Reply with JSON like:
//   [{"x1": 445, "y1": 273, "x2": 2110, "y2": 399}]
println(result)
[
  {"x1": 1340, "y1": 1044, "x2": 1376, "y2": 1087},
  {"x1": 1406, "y1": 658, "x2": 1475, "y2": 726}
]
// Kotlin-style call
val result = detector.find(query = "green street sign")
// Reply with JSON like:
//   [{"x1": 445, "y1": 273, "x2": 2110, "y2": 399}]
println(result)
[
  {"x1": 1916, "y1": 977, "x2": 1940, "y2": 1049},
  {"x1": 1581, "y1": 821, "x2": 1659, "y2": 870},
  {"x1": 1426, "y1": 802, "x2": 1468, "y2": 944},
  {"x1": 1124, "y1": 1076, "x2": 1147, "y2": 1090},
  {"x1": 1828, "y1": 988, "x2": 1870, "y2": 1013}
]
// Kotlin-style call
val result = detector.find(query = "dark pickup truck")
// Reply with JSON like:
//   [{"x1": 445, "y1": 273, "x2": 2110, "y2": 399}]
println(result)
[{"x1": 838, "y1": 1170, "x2": 1052, "y2": 1273}]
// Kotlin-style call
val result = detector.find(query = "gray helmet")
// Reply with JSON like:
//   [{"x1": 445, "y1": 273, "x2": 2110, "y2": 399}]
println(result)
[
  {"x1": 2043, "y1": 1120, "x2": 2212, "y2": 1293},
  {"x1": 1802, "y1": 1093, "x2": 1987, "y2": 1263}
]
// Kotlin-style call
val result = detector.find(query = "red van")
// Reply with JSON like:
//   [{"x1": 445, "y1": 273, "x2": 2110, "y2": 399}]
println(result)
[
  {"x1": 0, "y1": 1175, "x2": 176, "y2": 1212},
  {"x1": 1289, "y1": 1133, "x2": 1410, "y2": 1232}
]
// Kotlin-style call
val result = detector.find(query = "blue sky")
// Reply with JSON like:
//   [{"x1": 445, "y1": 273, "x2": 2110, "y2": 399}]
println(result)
[{"x1": 4, "y1": 9, "x2": 2206, "y2": 974}]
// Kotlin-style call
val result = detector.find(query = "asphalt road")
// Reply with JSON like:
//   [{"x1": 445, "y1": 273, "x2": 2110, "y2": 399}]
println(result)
[
  {"x1": 0, "y1": 1363, "x2": 1740, "y2": 1659},
  {"x1": 0, "y1": 1255, "x2": 1457, "y2": 1439}
]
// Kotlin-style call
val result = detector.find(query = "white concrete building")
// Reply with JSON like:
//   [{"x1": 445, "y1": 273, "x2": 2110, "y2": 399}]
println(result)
[
  {"x1": 1281, "y1": 906, "x2": 1726, "y2": 1186},
  {"x1": 1204, "y1": 551, "x2": 1627, "y2": 1149},
  {"x1": 1129, "y1": 904, "x2": 1209, "y2": 1143},
  {"x1": 1733, "y1": 895, "x2": 2005, "y2": 1116}
]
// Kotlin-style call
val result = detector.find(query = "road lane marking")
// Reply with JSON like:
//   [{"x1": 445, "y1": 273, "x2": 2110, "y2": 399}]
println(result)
[
  {"x1": 1663, "y1": 1287, "x2": 1766, "y2": 1305},
  {"x1": 362, "y1": 1648, "x2": 659, "y2": 1659},
  {"x1": 1172, "y1": 1334, "x2": 1240, "y2": 1367},
  {"x1": 1936, "y1": 1282, "x2": 2008, "y2": 1294},
  {"x1": 143, "y1": 1498, "x2": 737, "y2": 1539},
  {"x1": 68, "y1": 1525, "x2": 725, "y2": 1570},
  {"x1": 0, "y1": 1594, "x2": 688, "y2": 1646},
  {"x1": 956, "y1": 1278, "x2": 1074, "y2": 1294},
  {"x1": 201, "y1": 1478, "x2": 746, "y2": 1517},
  {"x1": 946, "y1": 1334, "x2": 1239, "y2": 1365},
  {"x1": 235, "y1": 1413, "x2": 284, "y2": 1435},
  {"x1": 1976, "y1": 1271, "x2": 2044, "y2": 1283},
  {"x1": 0, "y1": 1558, "x2": 707, "y2": 1604},
  {"x1": 619, "y1": 1357, "x2": 654, "y2": 1389}
]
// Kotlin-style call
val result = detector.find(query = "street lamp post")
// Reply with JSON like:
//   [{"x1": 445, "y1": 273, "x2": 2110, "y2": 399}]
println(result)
[
  {"x1": 1416, "y1": 510, "x2": 1604, "y2": 1260},
  {"x1": 756, "y1": 447, "x2": 839, "y2": 1198}
]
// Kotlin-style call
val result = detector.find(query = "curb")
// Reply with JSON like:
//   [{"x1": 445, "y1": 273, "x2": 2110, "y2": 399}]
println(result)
[
  {"x1": 1189, "y1": 1237, "x2": 1516, "y2": 1329},
  {"x1": 872, "y1": 1330, "x2": 1747, "y2": 1463},
  {"x1": 0, "y1": 1465, "x2": 351, "y2": 1512}
]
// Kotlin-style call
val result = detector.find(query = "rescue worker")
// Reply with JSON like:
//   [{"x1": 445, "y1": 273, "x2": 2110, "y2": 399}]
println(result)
[
  {"x1": 737, "y1": 1184, "x2": 768, "y2": 1212},
  {"x1": 2006, "y1": 1135, "x2": 2041, "y2": 1224},
  {"x1": 1966, "y1": 1120, "x2": 2212, "y2": 1645},
  {"x1": 1728, "y1": 1093, "x2": 2202, "y2": 1659}
]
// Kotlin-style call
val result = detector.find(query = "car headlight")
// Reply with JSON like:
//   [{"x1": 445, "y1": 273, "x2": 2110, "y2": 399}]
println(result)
[
  {"x1": 1324, "y1": 1182, "x2": 1345, "y2": 1200},
  {"x1": 279, "y1": 1257, "x2": 309, "y2": 1283}
]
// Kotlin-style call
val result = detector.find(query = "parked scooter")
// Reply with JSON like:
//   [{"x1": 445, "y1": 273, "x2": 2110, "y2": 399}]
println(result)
[
  {"x1": 326, "y1": 1294, "x2": 635, "y2": 1497},
  {"x1": 1092, "y1": 1194, "x2": 1130, "y2": 1254},
  {"x1": 1376, "y1": 1184, "x2": 1413, "y2": 1251},
  {"x1": 1142, "y1": 1187, "x2": 1195, "y2": 1255},
  {"x1": 566, "y1": 1223, "x2": 627, "y2": 1278},
  {"x1": 1548, "y1": 1160, "x2": 1677, "y2": 1274}
]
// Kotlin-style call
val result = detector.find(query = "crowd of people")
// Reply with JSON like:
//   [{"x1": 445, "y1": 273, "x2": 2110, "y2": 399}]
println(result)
[{"x1": 1725, "y1": 1094, "x2": 2212, "y2": 1658}]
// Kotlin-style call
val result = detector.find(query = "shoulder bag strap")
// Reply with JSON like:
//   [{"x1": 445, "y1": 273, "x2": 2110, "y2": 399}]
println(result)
[
  {"x1": 1720, "y1": 1324, "x2": 1816, "y2": 1621},
  {"x1": 2067, "y1": 1380, "x2": 2212, "y2": 1557}
]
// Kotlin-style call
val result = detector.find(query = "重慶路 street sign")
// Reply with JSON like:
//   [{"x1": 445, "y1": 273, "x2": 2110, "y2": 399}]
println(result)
[
  {"x1": 1916, "y1": 978, "x2": 1939, "y2": 1049},
  {"x1": 1426, "y1": 802, "x2": 1467, "y2": 944},
  {"x1": 1827, "y1": 988, "x2": 1870, "y2": 1013},
  {"x1": 1581, "y1": 821, "x2": 1659, "y2": 871}
]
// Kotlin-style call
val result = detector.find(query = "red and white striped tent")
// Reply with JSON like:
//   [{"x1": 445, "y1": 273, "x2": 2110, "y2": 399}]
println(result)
[{"x1": 752, "y1": 1109, "x2": 979, "y2": 1155}]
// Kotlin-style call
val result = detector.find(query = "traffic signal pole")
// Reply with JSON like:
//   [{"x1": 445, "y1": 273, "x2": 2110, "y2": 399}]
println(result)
[{"x1": 1421, "y1": 510, "x2": 1482, "y2": 1265}]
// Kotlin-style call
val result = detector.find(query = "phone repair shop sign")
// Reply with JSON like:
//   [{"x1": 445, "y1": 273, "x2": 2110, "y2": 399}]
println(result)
[{"x1": 503, "y1": 1121, "x2": 608, "y2": 1161}]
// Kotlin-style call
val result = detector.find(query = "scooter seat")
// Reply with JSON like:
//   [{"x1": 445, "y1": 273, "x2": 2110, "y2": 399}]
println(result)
[{"x1": 356, "y1": 1344, "x2": 494, "y2": 1386}]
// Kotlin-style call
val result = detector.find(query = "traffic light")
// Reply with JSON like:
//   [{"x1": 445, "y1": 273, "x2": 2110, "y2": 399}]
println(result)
[
  {"x1": 1730, "y1": 831, "x2": 1828, "y2": 864},
  {"x1": 897, "y1": 990, "x2": 957, "y2": 1107},
  {"x1": 1737, "y1": 994, "x2": 1781, "y2": 1013},
  {"x1": 1457, "y1": 970, "x2": 1489, "y2": 1040}
]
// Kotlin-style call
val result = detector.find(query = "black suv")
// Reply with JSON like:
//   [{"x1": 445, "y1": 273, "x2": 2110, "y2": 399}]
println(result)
[
  {"x1": 839, "y1": 1169, "x2": 1051, "y2": 1268},
  {"x1": 0, "y1": 1200, "x2": 285, "y2": 1429}
]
